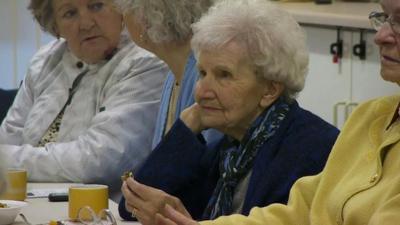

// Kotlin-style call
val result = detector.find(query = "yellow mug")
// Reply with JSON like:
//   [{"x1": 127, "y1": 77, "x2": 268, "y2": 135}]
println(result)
[
  {"x1": 0, "y1": 169, "x2": 27, "y2": 201},
  {"x1": 68, "y1": 185, "x2": 109, "y2": 220}
]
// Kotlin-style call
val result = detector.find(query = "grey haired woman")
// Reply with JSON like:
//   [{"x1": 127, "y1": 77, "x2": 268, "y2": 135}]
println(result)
[
  {"x1": 114, "y1": 0, "x2": 217, "y2": 147},
  {"x1": 0, "y1": 0, "x2": 167, "y2": 196}
]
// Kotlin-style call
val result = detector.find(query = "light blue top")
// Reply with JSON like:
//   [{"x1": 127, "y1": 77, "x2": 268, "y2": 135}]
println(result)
[
  {"x1": 152, "y1": 53, "x2": 198, "y2": 148},
  {"x1": 152, "y1": 52, "x2": 221, "y2": 148}
]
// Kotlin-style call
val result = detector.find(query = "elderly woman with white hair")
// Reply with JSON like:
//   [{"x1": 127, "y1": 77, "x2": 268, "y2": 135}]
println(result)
[
  {"x1": 119, "y1": 0, "x2": 339, "y2": 224},
  {"x1": 156, "y1": 0, "x2": 400, "y2": 224}
]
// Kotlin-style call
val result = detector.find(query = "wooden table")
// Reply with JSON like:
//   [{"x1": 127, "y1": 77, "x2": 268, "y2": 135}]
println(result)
[{"x1": 12, "y1": 183, "x2": 139, "y2": 225}]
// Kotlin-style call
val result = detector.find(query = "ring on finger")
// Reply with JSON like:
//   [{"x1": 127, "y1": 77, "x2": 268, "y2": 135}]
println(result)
[{"x1": 131, "y1": 208, "x2": 138, "y2": 218}]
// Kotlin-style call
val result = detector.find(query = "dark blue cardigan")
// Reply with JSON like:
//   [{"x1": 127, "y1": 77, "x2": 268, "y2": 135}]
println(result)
[{"x1": 119, "y1": 101, "x2": 339, "y2": 220}]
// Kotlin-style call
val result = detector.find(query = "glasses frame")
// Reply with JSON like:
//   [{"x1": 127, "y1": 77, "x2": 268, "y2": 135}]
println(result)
[
  {"x1": 78, "y1": 206, "x2": 117, "y2": 225},
  {"x1": 369, "y1": 11, "x2": 400, "y2": 35}
]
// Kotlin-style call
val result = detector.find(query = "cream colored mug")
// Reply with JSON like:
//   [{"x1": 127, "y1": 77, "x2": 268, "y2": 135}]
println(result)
[
  {"x1": 68, "y1": 184, "x2": 109, "y2": 221},
  {"x1": 0, "y1": 169, "x2": 27, "y2": 201}
]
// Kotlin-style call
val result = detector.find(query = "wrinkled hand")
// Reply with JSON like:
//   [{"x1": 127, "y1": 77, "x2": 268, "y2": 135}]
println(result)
[
  {"x1": 180, "y1": 103, "x2": 205, "y2": 134},
  {"x1": 155, "y1": 204, "x2": 200, "y2": 225},
  {"x1": 122, "y1": 177, "x2": 192, "y2": 225}
]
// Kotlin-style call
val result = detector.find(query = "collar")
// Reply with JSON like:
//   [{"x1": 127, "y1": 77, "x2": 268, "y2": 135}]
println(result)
[
  {"x1": 62, "y1": 48, "x2": 110, "y2": 73},
  {"x1": 387, "y1": 101, "x2": 400, "y2": 129}
]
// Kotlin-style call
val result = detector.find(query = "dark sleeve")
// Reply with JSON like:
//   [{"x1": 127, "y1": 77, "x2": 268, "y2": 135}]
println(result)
[
  {"x1": 118, "y1": 119, "x2": 220, "y2": 220},
  {"x1": 118, "y1": 197, "x2": 136, "y2": 221},
  {"x1": 0, "y1": 88, "x2": 18, "y2": 123}
]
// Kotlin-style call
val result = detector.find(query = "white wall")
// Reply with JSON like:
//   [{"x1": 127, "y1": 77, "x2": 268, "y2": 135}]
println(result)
[{"x1": 0, "y1": 0, "x2": 54, "y2": 89}]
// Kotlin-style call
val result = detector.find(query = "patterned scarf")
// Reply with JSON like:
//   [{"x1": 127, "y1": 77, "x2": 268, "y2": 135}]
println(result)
[{"x1": 202, "y1": 97, "x2": 290, "y2": 219}]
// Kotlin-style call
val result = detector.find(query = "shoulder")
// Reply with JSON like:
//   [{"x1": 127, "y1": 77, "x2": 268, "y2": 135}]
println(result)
[
  {"x1": 270, "y1": 102, "x2": 338, "y2": 167},
  {"x1": 115, "y1": 34, "x2": 165, "y2": 70},
  {"x1": 108, "y1": 35, "x2": 167, "y2": 81},
  {"x1": 285, "y1": 101, "x2": 339, "y2": 136},
  {"x1": 351, "y1": 95, "x2": 400, "y2": 118},
  {"x1": 30, "y1": 39, "x2": 66, "y2": 69},
  {"x1": 271, "y1": 101, "x2": 339, "y2": 159},
  {"x1": 27, "y1": 39, "x2": 67, "y2": 82},
  {"x1": 341, "y1": 95, "x2": 400, "y2": 132},
  {"x1": 182, "y1": 53, "x2": 199, "y2": 83}
]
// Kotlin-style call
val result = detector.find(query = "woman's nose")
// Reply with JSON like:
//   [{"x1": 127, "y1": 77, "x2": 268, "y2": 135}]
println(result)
[
  {"x1": 79, "y1": 11, "x2": 96, "y2": 30},
  {"x1": 374, "y1": 23, "x2": 396, "y2": 46},
  {"x1": 196, "y1": 77, "x2": 216, "y2": 99}
]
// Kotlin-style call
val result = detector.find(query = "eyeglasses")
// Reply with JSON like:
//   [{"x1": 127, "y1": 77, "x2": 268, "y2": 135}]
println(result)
[
  {"x1": 78, "y1": 206, "x2": 117, "y2": 225},
  {"x1": 369, "y1": 11, "x2": 400, "y2": 35}
]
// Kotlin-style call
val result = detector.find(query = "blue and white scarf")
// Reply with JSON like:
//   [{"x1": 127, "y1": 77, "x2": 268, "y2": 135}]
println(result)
[{"x1": 202, "y1": 97, "x2": 291, "y2": 219}]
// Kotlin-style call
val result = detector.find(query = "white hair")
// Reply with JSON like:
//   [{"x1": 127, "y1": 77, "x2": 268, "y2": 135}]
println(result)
[
  {"x1": 191, "y1": 0, "x2": 309, "y2": 100},
  {"x1": 114, "y1": 0, "x2": 214, "y2": 43}
]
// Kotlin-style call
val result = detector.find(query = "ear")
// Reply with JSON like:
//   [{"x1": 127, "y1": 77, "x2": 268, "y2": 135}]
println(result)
[
  {"x1": 259, "y1": 81, "x2": 285, "y2": 108},
  {"x1": 52, "y1": 24, "x2": 60, "y2": 39}
]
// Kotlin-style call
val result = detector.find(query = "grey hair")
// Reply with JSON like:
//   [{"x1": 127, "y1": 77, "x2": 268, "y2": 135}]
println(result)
[
  {"x1": 28, "y1": 0, "x2": 58, "y2": 37},
  {"x1": 114, "y1": 0, "x2": 214, "y2": 43},
  {"x1": 191, "y1": 0, "x2": 309, "y2": 100}
]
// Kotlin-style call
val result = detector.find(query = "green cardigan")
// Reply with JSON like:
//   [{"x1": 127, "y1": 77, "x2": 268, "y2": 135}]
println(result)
[{"x1": 202, "y1": 95, "x2": 400, "y2": 225}]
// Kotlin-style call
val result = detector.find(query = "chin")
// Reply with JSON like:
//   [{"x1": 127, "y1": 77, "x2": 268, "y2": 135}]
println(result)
[
  {"x1": 201, "y1": 118, "x2": 223, "y2": 130},
  {"x1": 82, "y1": 49, "x2": 109, "y2": 63},
  {"x1": 380, "y1": 68, "x2": 400, "y2": 84}
]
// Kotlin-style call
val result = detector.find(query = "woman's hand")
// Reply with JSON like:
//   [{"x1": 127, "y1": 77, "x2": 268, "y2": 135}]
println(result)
[
  {"x1": 121, "y1": 177, "x2": 192, "y2": 225},
  {"x1": 180, "y1": 103, "x2": 205, "y2": 134},
  {"x1": 155, "y1": 204, "x2": 200, "y2": 225}
]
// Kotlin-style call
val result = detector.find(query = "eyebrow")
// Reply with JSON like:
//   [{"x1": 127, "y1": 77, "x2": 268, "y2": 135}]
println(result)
[
  {"x1": 54, "y1": 3, "x2": 73, "y2": 15},
  {"x1": 214, "y1": 65, "x2": 234, "y2": 73},
  {"x1": 213, "y1": 65, "x2": 235, "y2": 73},
  {"x1": 196, "y1": 63, "x2": 234, "y2": 71}
]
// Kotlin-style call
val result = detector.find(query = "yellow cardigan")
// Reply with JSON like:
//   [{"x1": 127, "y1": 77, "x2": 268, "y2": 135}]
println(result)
[{"x1": 202, "y1": 95, "x2": 400, "y2": 225}]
